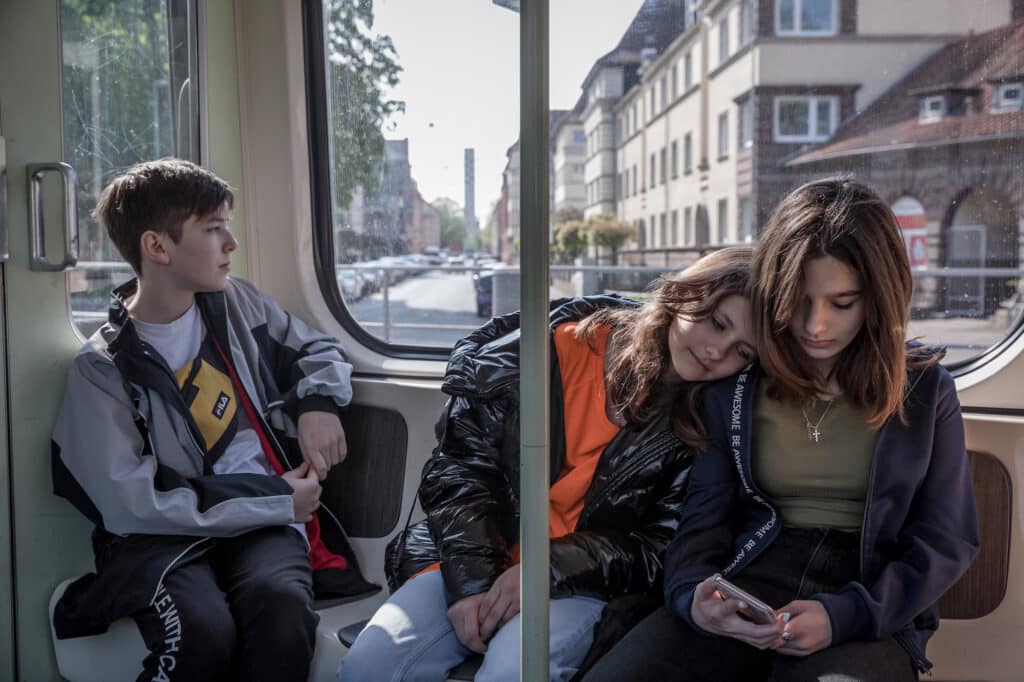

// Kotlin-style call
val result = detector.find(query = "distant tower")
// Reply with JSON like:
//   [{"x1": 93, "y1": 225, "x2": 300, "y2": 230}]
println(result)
[{"x1": 464, "y1": 148, "x2": 476, "y2": 233}]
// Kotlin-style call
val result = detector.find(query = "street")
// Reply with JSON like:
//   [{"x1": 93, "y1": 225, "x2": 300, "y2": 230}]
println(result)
[{"x1": 347, "y1": 269, "x2": 486, "y2": 347}]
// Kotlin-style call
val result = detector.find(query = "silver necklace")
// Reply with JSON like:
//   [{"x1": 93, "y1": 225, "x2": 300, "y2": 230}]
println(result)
[{"x1": 801, "y1": 400, "x2": 834, "y2": 443}]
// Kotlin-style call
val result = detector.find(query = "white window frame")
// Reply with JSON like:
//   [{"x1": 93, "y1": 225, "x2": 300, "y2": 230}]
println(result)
[
  {"x1": 773, "y1": 95, "x2": 839, "y2": 143},
  {"x1": 993, "y1": 83, "x2": 1023, "y2": 112},
  {"x1": 718, "y1": 18, "x2": 730, "y2": 65},
  {"x1": 776, "y1": 0, "x2": 838, "y2": 37},
  {"x1": 740, "y1": 0, "x2": 756, "y2": 45},
  {"x1": 740, "y1": 98, "x2": 754, "y2": 148},
  {"x1": 718, "y1": 111, "x2": 729, "y2": 158},
  {"x1": 919, "y1": 95, "x2": 947, "y2": 123}
]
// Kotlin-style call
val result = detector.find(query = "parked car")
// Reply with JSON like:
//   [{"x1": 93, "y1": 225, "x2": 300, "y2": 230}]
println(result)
[
  {"x1": 336, "y1": 268, "x2": 363, "y2": 302},
  {"x1": 473, "y1": 270, "x2": 493, "y2": 318}
]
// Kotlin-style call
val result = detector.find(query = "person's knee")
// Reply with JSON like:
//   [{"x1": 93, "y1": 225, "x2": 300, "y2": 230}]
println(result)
[
  {"x1": 251, "y1": 579, "x2": 317, "y2": 642},
  {"x1": 338, "y1": 623, "x2": 403, "y2": 682}
]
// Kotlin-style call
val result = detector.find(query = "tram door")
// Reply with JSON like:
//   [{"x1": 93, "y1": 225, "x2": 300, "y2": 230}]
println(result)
[
  {"x1": 0, "y1": 3, "x2": 96, "y2": 679},
  {"x1": 0, "y1": 126, "x2": 13, "y2": 682}
]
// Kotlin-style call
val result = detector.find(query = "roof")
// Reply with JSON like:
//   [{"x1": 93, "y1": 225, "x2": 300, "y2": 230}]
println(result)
[
  {"x1": 790, "y1": 20, "x2": 1024, "y2": 165},
  {"x1": 579, "y1": 0, "x2": 689, "y2": 92}
]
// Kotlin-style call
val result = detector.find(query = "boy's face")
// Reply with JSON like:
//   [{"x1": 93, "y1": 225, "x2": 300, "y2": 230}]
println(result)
[{"x1": 163, "y1": 202, "x2": 236, "y2": 293}]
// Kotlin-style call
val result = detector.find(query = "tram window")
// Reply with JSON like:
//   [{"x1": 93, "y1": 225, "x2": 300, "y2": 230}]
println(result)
[
  {"x1": 62, "y1": 0, "x2": 199, "y2": 338},
  {"x1": 311, "y1": 0, "x2": 1023, "y2": 364}
]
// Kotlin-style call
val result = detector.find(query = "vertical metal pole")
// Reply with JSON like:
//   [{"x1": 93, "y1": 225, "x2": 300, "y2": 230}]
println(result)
[{"x1": 519, "y1": 1, "x2": 550, "y2": 681}]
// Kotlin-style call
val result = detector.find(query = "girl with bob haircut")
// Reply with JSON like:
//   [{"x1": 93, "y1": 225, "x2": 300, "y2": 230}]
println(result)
[
  {"x1": 584, "y1": 178, "x2": 980, "y2": 682},
  {"x1": 339, "y1": 247, "x2": 757, "y2": 682}
]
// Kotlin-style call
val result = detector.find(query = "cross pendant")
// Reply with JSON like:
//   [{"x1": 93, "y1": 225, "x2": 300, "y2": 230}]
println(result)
[{"x1": 811, "y1": 427, "x2": 821, "y2": 443}]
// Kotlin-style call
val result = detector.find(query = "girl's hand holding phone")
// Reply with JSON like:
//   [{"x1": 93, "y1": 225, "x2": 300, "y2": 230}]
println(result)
[
  {"x1": 690, "y1": 577, "x2": 785, "y2": 650},
  {"x1": 771, "y1": 599, "x2": 833, "y2": 656}
]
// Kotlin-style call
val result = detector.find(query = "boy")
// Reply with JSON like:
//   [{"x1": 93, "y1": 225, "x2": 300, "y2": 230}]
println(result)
[{"x1": 52, "y1": 158, "x2": 376, "y2": 682}]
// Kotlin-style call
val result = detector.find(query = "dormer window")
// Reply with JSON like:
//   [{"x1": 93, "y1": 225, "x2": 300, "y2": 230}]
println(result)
[
  {"x1": 919, "y1": 95, "x2": 946, "y2": 123},
  {"x1": 993, "y1": 83, "x2": 1023, "y2": 112}
]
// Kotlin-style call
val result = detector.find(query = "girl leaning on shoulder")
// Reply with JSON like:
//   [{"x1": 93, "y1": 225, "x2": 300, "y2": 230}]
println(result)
[{"x1": 584, "y1": 178, "x2": 980, "y2": 682}]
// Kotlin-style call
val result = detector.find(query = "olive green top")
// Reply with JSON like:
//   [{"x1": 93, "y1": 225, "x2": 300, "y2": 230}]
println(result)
[{"x1": 751, "y1": 381, "x2": 878, "y2": 530}]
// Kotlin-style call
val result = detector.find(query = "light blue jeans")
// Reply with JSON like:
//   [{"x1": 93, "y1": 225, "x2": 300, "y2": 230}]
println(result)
[{"x1": 337, "y1": 569, "x2": 606, "y2": 682}]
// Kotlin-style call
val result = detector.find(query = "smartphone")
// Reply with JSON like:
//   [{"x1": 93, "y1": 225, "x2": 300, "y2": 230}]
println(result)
[{"x1": 710, "y1": 573, "x2": 777, "y2": 625}]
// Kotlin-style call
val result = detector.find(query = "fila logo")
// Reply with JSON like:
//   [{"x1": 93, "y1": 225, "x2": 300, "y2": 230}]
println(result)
[{"x1": 213, "y1": 392, "x2": 231, "y2": 419}]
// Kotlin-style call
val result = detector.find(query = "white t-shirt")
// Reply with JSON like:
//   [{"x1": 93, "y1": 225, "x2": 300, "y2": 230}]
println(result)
[{"x1": 133, "y1": 304, "x2": 307, "y2": 542}]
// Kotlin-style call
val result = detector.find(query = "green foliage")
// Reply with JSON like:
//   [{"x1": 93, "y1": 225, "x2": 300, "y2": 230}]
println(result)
[
  {"x1": 585, "y1": 214, "x2": 635, "y2": 265},
  {"x1": 432, "y1": 198, "x2": 467, "y2": 250},
  {"x1": 325, "y1": 0, "x2": 405, "y2": 209},
  {"x1": 60, "y1": 0, "x2": 174, "y2": 261},
  {"x1": 553, "y1": 220, "x2": 588, "y2": 263}
]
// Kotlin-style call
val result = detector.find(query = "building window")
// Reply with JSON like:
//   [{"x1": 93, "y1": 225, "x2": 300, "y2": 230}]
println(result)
[
  {"x1": 633, "y1": 164, "x2": 638, "y2": 195},
  {"x1": 684, "y1": 206, "x2": 693, "y2": 245},
  {"x1": 773, "y1": 96, "x2": 838, "y2": 142},
  {"x1": 993, "y1": 83, "x2": 1023, "y2": 112},
  {"x1": 717, "y1": 198, "x2": 729, "y2": 243},
  {"x1": 572, "y1": 129, "x2": 585, "y2": 144},
  {"x1": 684, "y1": 132, "x2": 693, "y2": 173},
  {"x1": 660, "y1": 75, "x2": 668, "y2": 110},
  {"x1": 684, "y1": 51, "x2": 693, "y2": 90},
  {"x1": 777, "y1": 0, "x2": 838, "y2": 36},
  {"x1": 919, "y1": 95, "x2": 947, "y2": 123},
  {"x1": 671, "y1": 65, "x2": 678, "y2": 100},
  {"x1": 650, "y1": 153, "x2": 656, "y2": 188},
  {"x1": 671, "y1": 210, "x2": 679, "y2": 245},
  {"x1": 718, "y1": 111, "x2": 729, "y2": 159},
  {"x1": 740, "y1": 0, "x2": 755, "y2": 44},
  {"x1": 660, "y1": 148, "x2": 667, "y2": 184},
  {"x1": 740, "y1": 98, "x2": 754, "y2": 147},
  {"x1": 638, "y1": 219, "x2": 646, "y2": 248},
  {"x1": 660, "y1": 213, "x2": 668, "y2": 246},
  {"x1": 671, "y1": 140, "x2": 679, "y2": 178},
  {"x1": 650, "y1": 87, "x2": 657, "y2": 117},
  {"x1": 740, "y1": 197, "x2": 755, "y2": 242},
  {"x1": 649, "y1": 216, "x2": 656, "y2": 247},
  {"x1": 621, "y1": 172, "x2": 627, "y2": 199},
  {"x1": 718, "y1": 18, "x2": 730, "y2": 65}
]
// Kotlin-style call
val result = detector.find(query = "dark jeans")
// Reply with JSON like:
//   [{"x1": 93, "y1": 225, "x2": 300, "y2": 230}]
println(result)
[
  {"x1": 583, "y1": 527, "x2": 918, "y2": 682},
  {"x1": 131, "y1": 526, "x2": 318, "y2": 682}
]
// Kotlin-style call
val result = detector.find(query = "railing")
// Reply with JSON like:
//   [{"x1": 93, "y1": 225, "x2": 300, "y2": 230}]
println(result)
[{"x1": 68, "y1": 261, "x2": 1024, "y2": 358}]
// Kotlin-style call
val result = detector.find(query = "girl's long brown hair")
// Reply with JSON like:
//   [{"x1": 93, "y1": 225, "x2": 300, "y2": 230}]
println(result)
[
  {"x1": 576, "y1": 245, "x2": 754, "y2": 448},
  {"x1": 751, "y1": 178, "x2": 938, "y2": 427}
]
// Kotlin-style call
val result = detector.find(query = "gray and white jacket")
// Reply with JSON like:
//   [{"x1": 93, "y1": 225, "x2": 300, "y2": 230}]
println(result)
[{"x1": 51, "y1": 277, "x2": 374, "y2": 638}]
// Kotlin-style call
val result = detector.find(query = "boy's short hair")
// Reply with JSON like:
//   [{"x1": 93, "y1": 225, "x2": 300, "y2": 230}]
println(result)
[{"x1": 93, "y1": 158, "x2": 234, "y2": 274}]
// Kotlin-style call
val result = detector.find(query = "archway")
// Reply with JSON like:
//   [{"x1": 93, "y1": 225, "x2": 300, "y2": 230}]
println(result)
[{"x1": 946, "y1": 188, "x2": 1020, "y2": 317}]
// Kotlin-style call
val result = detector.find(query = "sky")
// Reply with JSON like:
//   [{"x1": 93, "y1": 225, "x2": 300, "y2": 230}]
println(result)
[{"x1": 371, "y1": 0, "x2": 644, "y2": 225}]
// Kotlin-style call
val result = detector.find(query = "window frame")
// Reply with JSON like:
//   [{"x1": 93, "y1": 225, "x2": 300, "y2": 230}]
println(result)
[
  {"x1": 773, "y1": 95, "x2": 839, "y2": 143},
  {"x1": 919, "y1": 95, "x2": 947, "y2": 123},
  {"x1": 717, "y1": 110, "x2": 729, "y2": 159},
  {"x1": 718, "y1": 17, "x2": 730, "y2": 65},
  {"x1": 993, "y1": 82, "x2": 1023, "y2": 112},
  {"x1": 776, "y1": 0, "x2": 838, "y2": 37}
]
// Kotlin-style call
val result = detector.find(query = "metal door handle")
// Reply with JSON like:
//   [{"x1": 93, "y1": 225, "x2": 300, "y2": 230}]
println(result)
[
  {"x1": 0, "y1": 136, "x2": 8, "y2": 263},
  {"x1": 27, "y1": 161, "x2": 78, "y2": 271}
]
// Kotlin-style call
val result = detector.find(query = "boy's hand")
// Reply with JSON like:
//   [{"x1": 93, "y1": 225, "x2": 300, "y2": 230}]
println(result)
[
  {"x1": 282, "y1": 461, "x2": 321, "y2": 522},
  {"x1": 297, "y1": 410, "x2": 348, "y2": 480}
]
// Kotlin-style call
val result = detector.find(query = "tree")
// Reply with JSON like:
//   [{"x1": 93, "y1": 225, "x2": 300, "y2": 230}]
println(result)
[
  {"x1": 325, "y1": 0, "x2": 404, "y2": 210},
  {"x1": 432, "y1": 198, "x2": 467, "y2": 251},
  {"x1": 586, "y1": 214, "x2": 636, "y2": 265},
  {"x1": 553, "y1": 220, "x2": 588, "y2": 264}
]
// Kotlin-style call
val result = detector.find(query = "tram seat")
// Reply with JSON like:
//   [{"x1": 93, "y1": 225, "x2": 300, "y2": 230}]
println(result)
[{"x1": 48, "y1": 579, "x2": 382, "y2": 682}]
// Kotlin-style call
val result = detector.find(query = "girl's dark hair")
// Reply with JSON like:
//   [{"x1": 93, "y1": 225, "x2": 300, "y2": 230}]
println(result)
[
  {"x1": 751, "y1": 177, "x2": 938, "y2": 427},
  {"x1": 576, "y1": 245, "x2": 754, "y2": 448}
]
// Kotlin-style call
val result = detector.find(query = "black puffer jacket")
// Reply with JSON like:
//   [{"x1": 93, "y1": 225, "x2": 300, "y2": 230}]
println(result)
[{"x1": 386, "y1": 296, "x2": 694, "y2": 606}]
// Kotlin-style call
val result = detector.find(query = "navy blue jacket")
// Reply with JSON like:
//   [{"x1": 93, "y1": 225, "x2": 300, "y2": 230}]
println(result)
[{"x1": 663, "y1": 361, "x2": 979, "y2": 672}]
